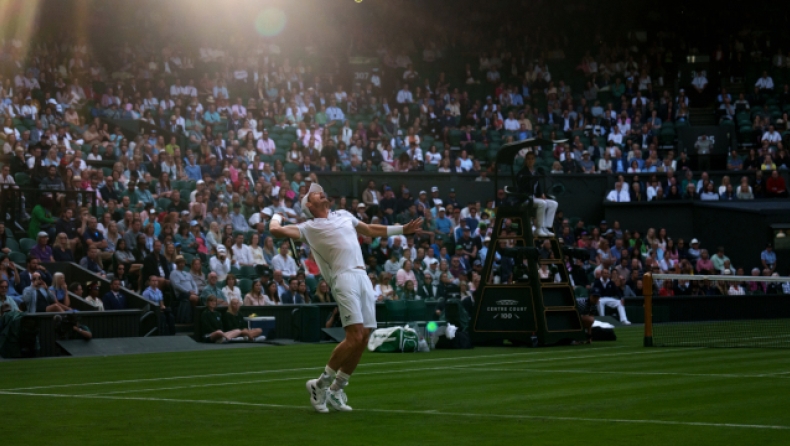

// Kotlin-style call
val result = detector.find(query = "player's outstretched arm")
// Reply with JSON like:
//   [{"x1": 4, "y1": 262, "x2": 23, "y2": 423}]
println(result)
[
  {"x1": 356, "y1": 218, "x2": 423, "y2": 238},
  {"x1": 269, "y1": 214, "x2": 301, "y2": 240}
]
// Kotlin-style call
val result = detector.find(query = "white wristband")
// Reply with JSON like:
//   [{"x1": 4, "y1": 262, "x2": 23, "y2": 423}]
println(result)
[
  {"x1": 272, "y1": 214, "x2": 283, "y2": 224},
  {"x1": 387, "y1": 226, "x2": 403, "y2": 236}
]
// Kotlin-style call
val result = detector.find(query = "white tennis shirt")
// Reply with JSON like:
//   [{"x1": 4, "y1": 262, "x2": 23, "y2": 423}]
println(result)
[{"x1": 298, "y1": 210, "x2": 365, "y2": 286}]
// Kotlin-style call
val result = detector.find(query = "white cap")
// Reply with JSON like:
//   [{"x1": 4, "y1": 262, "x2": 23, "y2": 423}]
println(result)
[
  {"x1": 197, "y1": 180, "x2": 205, "y2": 185},
  {"x1": 301, "y1": 183, "x2": 324, "y2": 219},
  {"x1": 690, "y1": 238, "x2": 699, "y2": 244},
  {"x1": 262, "y1": 208, "x2": 273, "y2": 216},
  {"x1": 431, "y1": 186, "x2": 439, "y2": 192},
  {"x1": 438, "y1": 207, "x2": 446, "y2": 212}
]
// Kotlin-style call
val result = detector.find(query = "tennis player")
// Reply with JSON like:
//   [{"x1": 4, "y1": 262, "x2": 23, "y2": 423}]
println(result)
[{"x1": 270, "y1": 183, "x2": 422, "y2": 413}]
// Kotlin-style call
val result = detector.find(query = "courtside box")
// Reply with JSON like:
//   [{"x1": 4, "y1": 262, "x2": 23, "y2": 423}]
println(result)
[{"x1": 245, "y1": 316, "x2": 276, "y2": 339}]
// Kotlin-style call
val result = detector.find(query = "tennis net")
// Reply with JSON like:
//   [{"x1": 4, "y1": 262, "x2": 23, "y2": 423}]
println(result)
[{"x1": 643, "y1": 273, "x2": 790, "y2": 348}]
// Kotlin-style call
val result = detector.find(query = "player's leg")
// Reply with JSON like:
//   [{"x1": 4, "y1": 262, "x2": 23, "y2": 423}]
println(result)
[
  {"x1": 325, "y1": 273, "x2": 376, "y2": 412},
  {"x1": 307, "y1": 272, "x2": 364, "y2": 412}
]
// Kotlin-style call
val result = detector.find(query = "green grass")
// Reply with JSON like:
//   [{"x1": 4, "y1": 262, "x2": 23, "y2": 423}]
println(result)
[{"x1": 1, "y1": 327, "x2": 789, "y2": 445}]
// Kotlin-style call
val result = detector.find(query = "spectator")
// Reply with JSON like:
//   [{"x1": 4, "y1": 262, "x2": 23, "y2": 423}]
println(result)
[
  {"x1": 223, "y1": 297, "x2": 265, "y2": 341},
  {"x1": 761, "y1": 243, "x2": 776, "y2": 272},
  {"x1": 102, "y1": 278, "x2": 127, "y2": 310},
  {"x1": 143, "y1": 275, "x2": 175, "y2": 335},
  {"x1": 0, "y1": 279, "x2": 19, "y2": 312},
  {"x1": 244, "y1": 280, "x2": 271, "y2": 306},
  {"x1": 29, "y1": 232, "x2": 54, "y2": 263},
  {"x1": 79, "y1": 246, "x2": 107, "y2": 277},
  {"x1": 209, "y1": 246, "x2": 232, "y2": 281},
  {"x1": 28, "y1": 196, "x2": 56, "y2": 240},
  {"x1": 222, "y1": 274, "x2": 242, "y2": 303},
  {"x1": 280, "y1": 278, "x2": 304, "y2": 304},
  {"x1": 200, "y1": 295, "x2": 235, "y2": 343},
  {"x1": 593, "y1": 269, "x2": 631, "y2": 324},
  {"x1": 200, "y1": 272, "x2": 227, "y2": 306},
  {"x1": 171, "y1": 255, "x2": 199, "y2": 313},
  {"x1": 52, "y1": 232, "x2": 76, "y2": 262},
  {"x1": 84, "y1": 282, "x2": 104, "y2": 311},
  {"x1": 766, "y1": 170, "x2": 788, "y2": 197},
  {"x1": 271, "y1": 242, "x2": 298, "y2": 278},
  {"x1": 396, "y1": 260, "x2": 417, "y2": 291},
  {"x1": 606, "y1": 181, "x2": 630, "y2": 202},
  {"x1": 696, "y1": 249, "x2": 714, "y2": 273}
]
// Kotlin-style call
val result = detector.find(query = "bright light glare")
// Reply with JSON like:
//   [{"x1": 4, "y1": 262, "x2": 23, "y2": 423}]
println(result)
[{"x1": 254, "y1": 7, "x2": 287, "y2": 37}]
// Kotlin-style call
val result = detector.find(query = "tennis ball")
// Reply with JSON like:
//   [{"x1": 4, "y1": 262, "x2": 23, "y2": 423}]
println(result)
[{"x1": 426, "y1": 321, "x2": 438, "y2": 333}]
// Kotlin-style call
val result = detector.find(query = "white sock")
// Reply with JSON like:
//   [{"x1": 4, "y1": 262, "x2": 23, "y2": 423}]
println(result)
[
  {"x1": 317, "y1": 366, "x2": 336, "y2": 389},
  {"x1": 330, "y1": 371, "x2": 350, "y2": 392}
]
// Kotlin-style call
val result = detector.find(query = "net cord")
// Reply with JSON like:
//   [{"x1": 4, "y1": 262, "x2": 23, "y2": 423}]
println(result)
[{"x1": 651, "y1": 274, "x2": 788, "y2": 283}]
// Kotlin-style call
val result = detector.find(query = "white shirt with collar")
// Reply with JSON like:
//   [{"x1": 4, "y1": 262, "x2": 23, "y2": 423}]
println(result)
[
  {"x1": 755, "y1": 77, "x2": 775, "y2": 89},
  {"x1": 232, "y1": 243, "x2": 253, "y2": 266},
  {"x1": 606, "y1": 188, "x2": 631, "y2": 202}
]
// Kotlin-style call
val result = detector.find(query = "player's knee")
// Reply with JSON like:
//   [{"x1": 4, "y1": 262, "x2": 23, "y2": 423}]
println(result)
[{"x1": 345, "y1": 325, "x2": 367, "y2": 347}]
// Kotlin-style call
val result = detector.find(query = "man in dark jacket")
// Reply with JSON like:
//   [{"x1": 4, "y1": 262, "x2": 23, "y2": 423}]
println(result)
[{"x1": 142, "y1": 239, "x2": 171, "y2": 288}]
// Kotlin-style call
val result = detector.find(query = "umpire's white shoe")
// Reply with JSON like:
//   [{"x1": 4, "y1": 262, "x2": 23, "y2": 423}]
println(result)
[
  {"x1": 327, "y1": 388, "x2": 353, "y2": 412},
  {"x1": 535, "y1": 228, "x2": 554, "y2": 237},
  {"x1": 306, "y1": 379, "x2": 328, "y2": 413}
]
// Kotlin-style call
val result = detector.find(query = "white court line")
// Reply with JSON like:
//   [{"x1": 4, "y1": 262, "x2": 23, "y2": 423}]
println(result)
[
  {"x1": 86, "y1": 349, "x2": 697, "y2": 396},
  {"x1": 2, "y1": 347, "x2": 627, "y2": 392},
  {"x1": 0, "y1": 390, "x2": 787, "y2": 431},
  {"x1": 453, "y1": 366, "x2": 790, "y2": 380},
  {"x1": 760, "y1": 371, "x2": 790, "y2": 376}
]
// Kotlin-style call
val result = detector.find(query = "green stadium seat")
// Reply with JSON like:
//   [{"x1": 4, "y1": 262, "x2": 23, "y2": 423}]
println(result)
[
  {"x1": 9, "y1": 252, "x2": 27, "y2": 265},
  {"x1": 14, "y1": 172, "x2": 30, "y2": 187},
  {"x1": 238, "y1": 265, "x2": 258, "y2": 279},
  {"x1": 19, "y1": 238, "x2": 36, "y2": 253},
  {"x1": 5, "y1": 239, "x2": 19, "y2": 252},
  {"x1": 157, "y1": 197, "x2": 171, "y2": 211},
  {"x1": 305, "y1": 275, "x2": 318, "y2": 293},
  {"x1": 238, "y1": 279, "x2": 252, "y2": 297}
]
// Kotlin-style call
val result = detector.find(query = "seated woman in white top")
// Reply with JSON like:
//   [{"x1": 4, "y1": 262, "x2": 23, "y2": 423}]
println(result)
[
  {"x1": 376, "y1": 272, "x2": 395, "y2": 301},
  {"x1": 248, "y1": 234, "x2": 266, "y2": 266},
  {"x1": 243, "y1": 280, "x2": 270, "y2": 306},
  {"x1": 222, "y1": 274, "x2": 242, "y2": 303},
  {"x1": 425, "y1": 145, "x2": 442, "y2": 165}
]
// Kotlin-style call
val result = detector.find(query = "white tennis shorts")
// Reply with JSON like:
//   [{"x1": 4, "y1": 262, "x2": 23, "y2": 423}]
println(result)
[{"x1": 332, "y1": 269, "x2": 377, "y2": 329}]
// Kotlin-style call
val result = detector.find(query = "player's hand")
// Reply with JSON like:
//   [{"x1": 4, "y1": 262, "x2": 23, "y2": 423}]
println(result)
[{"x1": 402, "y1": 218, "x2": 423, "y2": 235}]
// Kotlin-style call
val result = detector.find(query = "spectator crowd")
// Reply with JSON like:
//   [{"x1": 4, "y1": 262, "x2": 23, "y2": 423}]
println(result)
[{"x1": 0, "y1": 1, "x2": 789, "y2": 338}]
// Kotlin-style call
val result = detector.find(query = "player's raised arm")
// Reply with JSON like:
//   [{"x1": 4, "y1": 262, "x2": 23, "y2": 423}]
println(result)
[
  {"x1": 269, "y1": 213, "x2": 301, "y2": 240},
  {"x1": 355, "y1": 218, "x2": 423, "y2": 238}
]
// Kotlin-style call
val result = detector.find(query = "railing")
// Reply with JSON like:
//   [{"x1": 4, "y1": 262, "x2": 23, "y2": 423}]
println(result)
[
  {"x1": 22, "y1": 310, "x2": 144, "y2": 357},
  {"x1": 42, "y1": 262, "x2": 160, "y2": 337}
]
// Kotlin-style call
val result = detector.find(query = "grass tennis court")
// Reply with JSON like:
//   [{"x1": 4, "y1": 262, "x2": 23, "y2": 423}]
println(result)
[{"x1": 1, "y1": 327, "x2": 788, "y2": 446}]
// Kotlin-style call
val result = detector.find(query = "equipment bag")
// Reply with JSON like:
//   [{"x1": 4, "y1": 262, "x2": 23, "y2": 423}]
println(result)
[
  {"x1": 591, "y1": 326, "x2": 617, "y2": 341},
  {"x1": 368, "y1": 326, "x2": 419, "y2": 353}
]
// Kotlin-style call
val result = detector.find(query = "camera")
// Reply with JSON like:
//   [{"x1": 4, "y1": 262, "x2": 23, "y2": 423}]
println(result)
[{"x1": 53, "y1": 314, "x2": 78, "y2": 340}]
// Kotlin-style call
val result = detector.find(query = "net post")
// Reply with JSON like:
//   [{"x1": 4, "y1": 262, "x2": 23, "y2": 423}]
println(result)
[{"x1": 643, "y1": 272, "x2": 653, "y2": 347}]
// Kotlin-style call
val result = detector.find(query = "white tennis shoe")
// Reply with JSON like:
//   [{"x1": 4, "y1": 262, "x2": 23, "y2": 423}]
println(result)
[
  {"x1": 326, "y1": 388, "x2": 353, "y2": 412},
  {"x1": 306, "y1": 379, "x2": 329, "y2": 413}
]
